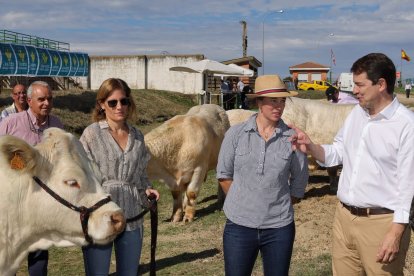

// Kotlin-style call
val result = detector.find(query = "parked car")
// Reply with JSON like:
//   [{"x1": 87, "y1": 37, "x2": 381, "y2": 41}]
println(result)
[{"x1": 298, "y1": 80, "x2": 334, "y2": 91}]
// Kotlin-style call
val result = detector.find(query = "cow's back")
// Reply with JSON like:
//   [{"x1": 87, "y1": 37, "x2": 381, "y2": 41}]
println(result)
[
  {"x1": 146, "y1": 104, "x2": 229, "y2": 174},
  {"x1": 283, "y1": 97, "x2": 355, "y2": 144}
]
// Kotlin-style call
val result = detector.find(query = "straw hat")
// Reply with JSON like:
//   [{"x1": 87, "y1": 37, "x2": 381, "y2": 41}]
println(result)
[{"x1": 247, "y1": 74, "x2": 298, "y2": 98}]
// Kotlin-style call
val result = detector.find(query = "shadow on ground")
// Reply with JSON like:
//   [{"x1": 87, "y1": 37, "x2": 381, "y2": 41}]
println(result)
[
  {"x1": 304, "y1": 184, "x2": 335, "y2": 199},
  {"x1": 136, "y1": 248, "x2": 220, "y2": 275},
  {"x1": 196, "y1": 195, "x2": 222, "y2": 219}
]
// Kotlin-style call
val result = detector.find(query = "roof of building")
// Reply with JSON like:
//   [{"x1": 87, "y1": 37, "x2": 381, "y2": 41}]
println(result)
[
  {"x1": 289, "y1": 61, "x2": 330, "y2": 71},
  {"x1": 221, "y1": 56, "x2": 262, "y2": 68}
]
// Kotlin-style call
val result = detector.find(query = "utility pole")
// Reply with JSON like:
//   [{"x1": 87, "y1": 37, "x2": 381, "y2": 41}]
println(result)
[{"x1": 240, "y1": 20, "x2": 247, "y2": 57}]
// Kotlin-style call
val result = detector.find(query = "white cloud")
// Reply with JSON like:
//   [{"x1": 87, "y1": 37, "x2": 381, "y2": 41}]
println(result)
[{"x1": 1, "y1": 0, "x2": 414, "y2": 79}]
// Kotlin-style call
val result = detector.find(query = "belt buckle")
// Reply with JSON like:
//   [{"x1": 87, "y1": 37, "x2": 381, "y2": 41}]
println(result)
[
  {"x1": 353, "y1": 206, "x2": 368, "y2": 216},
  {"x1": 350, "y1": 206, "x2": 358, "y2": 216}
]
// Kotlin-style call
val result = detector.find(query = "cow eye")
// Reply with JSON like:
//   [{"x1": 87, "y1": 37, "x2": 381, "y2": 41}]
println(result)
[{"x1": 64, "y1": 179, "x2": 80, "y2": 189}]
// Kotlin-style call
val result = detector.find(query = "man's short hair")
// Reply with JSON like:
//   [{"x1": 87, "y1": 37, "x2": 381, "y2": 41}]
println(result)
[
  {"x1": 350, "y1": 53, "x2": 396, "y2": 94},
  {"x1": 27, "y1": 81, "x2": 51, "y2": 98}
]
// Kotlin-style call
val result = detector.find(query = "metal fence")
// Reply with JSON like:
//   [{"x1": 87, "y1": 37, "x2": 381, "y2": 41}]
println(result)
[{"x1": 0, "y1": 30, "x2": 70, "y2": 51}]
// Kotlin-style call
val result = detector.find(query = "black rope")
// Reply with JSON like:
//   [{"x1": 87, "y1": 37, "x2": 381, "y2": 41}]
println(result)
[
  {"x1": 126, "y1": 194, "x2": 158, "y2": 276},
  {"x1": 32, "y1": 176, "x2": 111, "y2": 244}
]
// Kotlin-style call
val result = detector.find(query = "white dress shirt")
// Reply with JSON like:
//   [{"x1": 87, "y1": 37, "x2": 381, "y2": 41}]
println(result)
[{"x1": 322, "y1": 98, "x2": 414, "y2": 223}]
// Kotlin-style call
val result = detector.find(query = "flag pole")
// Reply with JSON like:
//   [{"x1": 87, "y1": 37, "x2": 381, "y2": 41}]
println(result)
[
  {"x1": 401, "y1": 52, "x2": 403, "y2": 86},
  {"x1": 330, "y1": 48, "x2": 334, "y2": 83}
]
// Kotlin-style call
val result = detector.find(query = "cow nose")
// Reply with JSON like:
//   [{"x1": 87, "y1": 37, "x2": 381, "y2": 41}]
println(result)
[{"x1": 111, "y1": 211, "x2": 126, "y2": 233}]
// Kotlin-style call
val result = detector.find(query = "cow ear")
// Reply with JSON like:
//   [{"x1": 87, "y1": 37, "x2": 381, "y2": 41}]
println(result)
[{"x1": 0, "y1": 135, "x2": 38, "y2": 172}]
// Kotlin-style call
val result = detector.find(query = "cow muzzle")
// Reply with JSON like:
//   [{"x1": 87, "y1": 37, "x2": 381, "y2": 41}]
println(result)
[{"x1": 32, "y1": 176, "x2": 124, "y2": 244}]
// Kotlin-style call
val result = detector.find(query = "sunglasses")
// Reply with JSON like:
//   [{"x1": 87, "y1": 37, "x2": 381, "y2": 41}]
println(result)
[
  {"x1": 106, "y1": 98, "x2": 130, "y2": 108},
  {"x1": 13, "y1": 92, "x2": 27, "y2": 96}
]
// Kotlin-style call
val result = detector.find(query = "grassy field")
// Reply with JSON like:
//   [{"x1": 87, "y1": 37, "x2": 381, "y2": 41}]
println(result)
[{"x1": 0, "y1": 88, "x2": 412, "y2": 275}]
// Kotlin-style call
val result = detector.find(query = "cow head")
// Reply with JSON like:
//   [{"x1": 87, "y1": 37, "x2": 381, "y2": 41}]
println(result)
[{"x1": 0, "y1": 128, "x2": 125, "y2": 273}]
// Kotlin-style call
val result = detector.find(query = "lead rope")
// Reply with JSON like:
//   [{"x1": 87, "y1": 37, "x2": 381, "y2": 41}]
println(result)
[
  {"x1": 126, "y1": 194, "x2": 158, "y2": 276},
  {"x1": 149, "y1": 195, "x2": 158, "y2": 276}
]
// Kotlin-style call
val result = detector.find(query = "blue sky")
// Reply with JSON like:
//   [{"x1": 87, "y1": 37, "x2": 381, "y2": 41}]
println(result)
[{"x1": 2, "y1": 0, "x2": 414, "y2": 81}]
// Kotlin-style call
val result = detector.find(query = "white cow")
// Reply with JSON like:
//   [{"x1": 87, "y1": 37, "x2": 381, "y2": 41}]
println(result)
[
  {"x1": 226, "y1": 98, "x2": 356, "y2": 189},
  {"x1": 145, "y1": 104, "x2": 230, "y2": 222},
  {"x1": 0, "y1": 128, "x2": 125, "y2": 275}
]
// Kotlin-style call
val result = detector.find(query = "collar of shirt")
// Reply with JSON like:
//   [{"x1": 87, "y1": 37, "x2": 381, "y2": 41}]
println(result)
[
  {"x1": 359, "y1": 96, "x2": 399, "y2": 121},
  {"x1": 242, "y1": 113, "x2": 287, "y2": 136},
  {"x1": 27, "y1": 108, "x2": 44, "y2": 127},
  {"x1": 11, "y1": 103, "x2": 17, "y2": 112},
  {"x1": 98, "y1": 120, "x2": 132, "y2": 132}
]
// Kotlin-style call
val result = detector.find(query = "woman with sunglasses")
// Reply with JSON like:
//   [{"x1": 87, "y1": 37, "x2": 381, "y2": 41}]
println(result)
[{"x1": 80, "y1": 78, "x2": 159, "y2": 275}]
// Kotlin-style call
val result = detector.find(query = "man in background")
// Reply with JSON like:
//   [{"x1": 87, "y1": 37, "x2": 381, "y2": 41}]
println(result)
[
  {"x1": 237, "y1": 78, "x2": 245, "y2": 92},
  {"x1": 0, "y1": 83, "x2": 28, "y2": 122},
  {"x1": 404, "y1": 81, "x2": 411, "y2": 98},
  {"x1": 0, "y1": 81, "x2": 63, "y2": 275},
  {"x1": 326, "y1": 85, "x2": 359, "y2": 104}
]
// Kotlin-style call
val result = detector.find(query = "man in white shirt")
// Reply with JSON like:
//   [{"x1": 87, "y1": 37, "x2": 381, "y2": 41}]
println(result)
[
  {"x1": 0, "y1": 83, "x2": 28, "y2": 122},
  {"x1": 237, "y1": 78, "x2": 245, "y2": 92},
  {"x1": 290, "y1": 53, "x2": 414, "y2": 275},
  {"x1": 404, "y1": 81, "x2": 411, "y2": 98}
]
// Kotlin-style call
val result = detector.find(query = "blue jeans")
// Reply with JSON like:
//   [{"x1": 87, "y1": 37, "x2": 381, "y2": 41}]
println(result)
[
  {"x1": 82, "y1": 227, "x2": 143, "y2": 276},
  {"x1": 28, "y1": 250, "x2": 48, "y2": 276},
  {"x1": 223, "y1": 219, "x2": 295, "y2": 276}
]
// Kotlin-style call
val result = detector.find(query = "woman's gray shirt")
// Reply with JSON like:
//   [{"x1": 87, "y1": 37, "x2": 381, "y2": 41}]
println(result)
[
  {"x1": 80, "y1": 121, "x2": 151, "y2": 231},
  {"x1": 216, "y1": 114, "x2": 308, "y2": 229}
]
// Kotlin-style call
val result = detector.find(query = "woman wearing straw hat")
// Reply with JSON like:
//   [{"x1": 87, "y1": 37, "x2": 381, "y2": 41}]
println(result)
[{"x1": 216, "y1": 74, "x2": 308, "y2": 276}]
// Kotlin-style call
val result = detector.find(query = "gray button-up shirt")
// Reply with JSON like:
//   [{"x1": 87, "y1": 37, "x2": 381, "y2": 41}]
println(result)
[
  {"x1": 216, "y1": 114, "x2": 308, "y2": 229},
  {"x1": 80, "y1": 121, "x2": 152, "y2": 231}
]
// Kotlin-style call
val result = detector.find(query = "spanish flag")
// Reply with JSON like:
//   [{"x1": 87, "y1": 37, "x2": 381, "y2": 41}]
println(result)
[{"x1": 401, "y1": 49, "x2": 410, "y2": 62}]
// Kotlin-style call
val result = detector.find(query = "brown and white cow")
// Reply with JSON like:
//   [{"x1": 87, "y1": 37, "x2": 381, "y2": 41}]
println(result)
[
  {"x1": 0, "y1": 128, "x2": 125, "y2": 275},
  {"x1": 145, "y1": 104, "x2": 230, "y2": 222}
]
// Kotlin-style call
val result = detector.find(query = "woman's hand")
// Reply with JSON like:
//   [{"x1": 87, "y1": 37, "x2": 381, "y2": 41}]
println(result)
[{"x1": 146, "y1": 188, "x2": 160, "y2": 201}]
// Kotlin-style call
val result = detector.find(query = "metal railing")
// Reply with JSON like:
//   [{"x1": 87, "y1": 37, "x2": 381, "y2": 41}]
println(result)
[{"x1": 0, "y1": 30, "x2": 70, "y2": 51}]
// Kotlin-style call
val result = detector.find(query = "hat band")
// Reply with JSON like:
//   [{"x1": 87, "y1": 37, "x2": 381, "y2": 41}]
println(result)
[{"x1": 256, "y1": 88, "x2": 288, "y2": 95}]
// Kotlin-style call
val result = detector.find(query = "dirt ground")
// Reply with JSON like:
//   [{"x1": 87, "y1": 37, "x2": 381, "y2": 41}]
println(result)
[
  {"x1": 396, "y1": 93, "x2": 414, "y2": 108},
  {"x1": 294, "y1": 169, "x2": 414, "y2": 275}
]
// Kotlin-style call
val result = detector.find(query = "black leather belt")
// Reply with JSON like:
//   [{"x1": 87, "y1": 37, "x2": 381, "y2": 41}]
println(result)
[{"x1": 341, "y1": 202, "x2": 394, "y2": 217}]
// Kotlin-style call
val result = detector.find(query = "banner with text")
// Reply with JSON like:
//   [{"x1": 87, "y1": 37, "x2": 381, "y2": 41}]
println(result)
[{"x1": 0, "y1": 42, "x2": 88, "y2": 76}]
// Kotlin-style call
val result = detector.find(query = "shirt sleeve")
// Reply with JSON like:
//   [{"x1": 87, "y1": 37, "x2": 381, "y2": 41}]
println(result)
[
  {"x1": 79, "y1": 126, "x2": 96, "y2": 163},
  {"x1": 289, "y1": 149, "x2": 309, "y2": 198},
  {"x1": 394, "y1": 124, "x2": 414, "y2": 223},
  {"x1": 0, "y1": 116, "x2": 11, "y2": 135},
  {"x1": 134, "y1": 127, "x2": 152, "y2": 190},
  {"x1": 319, "y1": 125, "x2": 345, "y2": 167},
  {"x1": 0, "y1": 110, "x2": 7, "y2": 122},
  {"x1": 216, "y1": 126, "x2": 239, "y2": 180},
  {"x1": 140, "y1": 142, "x2": 153, "y2": 189}
]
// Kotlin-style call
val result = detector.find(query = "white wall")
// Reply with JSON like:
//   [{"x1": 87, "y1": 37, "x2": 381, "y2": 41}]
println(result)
[
  {"x1": 90, "y1": 56, "x2": 146, "y2": 90},
  {"x1": 89, "y1": 54, "x2": 204, "y2": 94}
]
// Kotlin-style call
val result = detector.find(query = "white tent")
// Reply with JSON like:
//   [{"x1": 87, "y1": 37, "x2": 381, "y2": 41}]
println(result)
[
  {"x1": 170, "y1": 59, "x2": 247, "y2": 105},
  {"x1": 169, "y1": 59, "x2": 246, "y2": 76},
  {"x1": 214, "y1": 64, "x2": 254, "y2": 77}
]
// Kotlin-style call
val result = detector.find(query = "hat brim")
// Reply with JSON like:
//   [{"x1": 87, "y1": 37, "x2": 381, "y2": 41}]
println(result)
[{"x1": 246, "y1": 90, "x2": 298, "y2": 98}]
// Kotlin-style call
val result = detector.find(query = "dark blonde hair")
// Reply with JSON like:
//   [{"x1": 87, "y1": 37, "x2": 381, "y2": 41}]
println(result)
[{"x1": 92, "y1": 78, "x2": 137, "y2": 122}]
